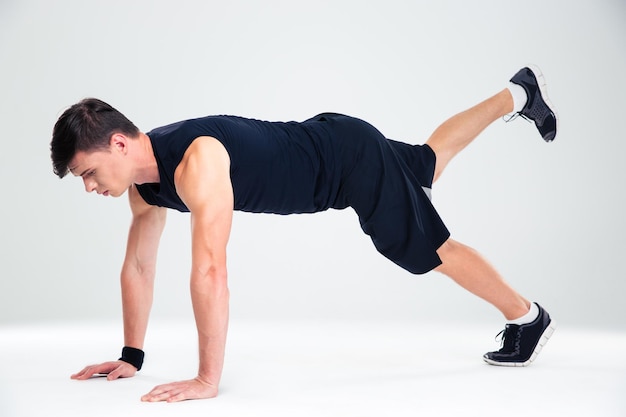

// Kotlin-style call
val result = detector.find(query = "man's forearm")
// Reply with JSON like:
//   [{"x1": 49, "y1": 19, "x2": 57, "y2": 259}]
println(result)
[
  {"x1": 121, "y1": 266, "x2": 155, "y2": 350},
  {"x1": 190, "y1": 268, "x2": 230, "y2": 387}
]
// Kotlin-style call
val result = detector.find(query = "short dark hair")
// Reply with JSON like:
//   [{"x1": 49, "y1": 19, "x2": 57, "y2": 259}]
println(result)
[{"x1": 50, "y1": 98, "x2": 140, "y2": 178}]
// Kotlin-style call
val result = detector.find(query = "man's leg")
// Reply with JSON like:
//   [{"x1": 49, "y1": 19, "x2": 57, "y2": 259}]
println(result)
[
  {"x1": 424, "y1": 88, "x2": 528, "y2": 319},
  {"x1": 434, "y1": 238, "x2": 529, "y2": 320},
  {"x1": 435, "y1": 237, "x2": 555, "y2": 367},
  {"x1": 427, "y1": 65, "x2": 558, "y2": 182},
  {"x1": 426, "y1": 89, "x2": 512, "y2": 183},
  {"x1": 424, "y1": 67, "x2": 557, "y2": 366}
]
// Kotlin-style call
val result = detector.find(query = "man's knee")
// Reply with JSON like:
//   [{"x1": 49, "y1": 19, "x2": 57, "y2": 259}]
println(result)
[{"x1": 434, "y1": 238, "x2": 462, "y2": 273}]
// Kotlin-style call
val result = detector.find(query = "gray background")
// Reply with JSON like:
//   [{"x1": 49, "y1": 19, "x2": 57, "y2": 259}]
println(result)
[{"x1": 1, "y1": 0, "x2": 624, "y2": 330}]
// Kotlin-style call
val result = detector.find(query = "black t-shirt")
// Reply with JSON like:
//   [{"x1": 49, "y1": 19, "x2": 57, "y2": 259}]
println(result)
[{"x1": 136, "y1": 114, "x2": 344, "y2": 214}]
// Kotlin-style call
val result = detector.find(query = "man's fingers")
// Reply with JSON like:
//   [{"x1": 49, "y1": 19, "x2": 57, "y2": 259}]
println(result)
[
  {"x1": 141, "y1": 384, "x2": 185, "y2": 402},
  {"x1": 166, "y1": 391, "x2": 187, "y2": 403},
  {"x1": 70, "y1": 365, "x2": 99, "y2": 380},
  {"x1": 71, "y1": 361, "x2": 134, "y2": 381},
  {"x1": 106, "y1": 365, "x2": 123, "y2": 381},
  {"x1": 141, "y1": 379, "x2": 218, "y2": 402},
  {"x1": 106, "y1": 362, "x2": 132, "y2": 380},
  {"x1": 141, "y1": 385, "x2": 166, "y2": 402}
]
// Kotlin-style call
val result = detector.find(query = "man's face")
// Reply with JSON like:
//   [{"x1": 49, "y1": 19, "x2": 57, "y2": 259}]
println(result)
[{"x1": 69, "y1": 139, "x2": 131, "y2": 198}]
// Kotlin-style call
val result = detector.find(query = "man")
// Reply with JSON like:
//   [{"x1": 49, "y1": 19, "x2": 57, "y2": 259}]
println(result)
[{"x1": 51, "y1": 66, "x2": 557, "y2": 402}]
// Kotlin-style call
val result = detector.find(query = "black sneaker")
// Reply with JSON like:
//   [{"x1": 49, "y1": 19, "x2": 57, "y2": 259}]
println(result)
[
  {"x1": 483, "y1": 302, "x2": 556, "y2": 367},
  {"x1": 509, "y1": 65, "x2": 558, "y2": 142}
]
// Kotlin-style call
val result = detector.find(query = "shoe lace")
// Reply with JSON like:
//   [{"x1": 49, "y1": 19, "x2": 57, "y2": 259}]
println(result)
[
  {"x1": 494, "y1": 324, "x2": 519, "y2": 353},
  {"x1": 502, "y1": 112, "x2": 531, "y2": 123},
  {"x1": 495, "y1": 328, "x2": 505, "y2": 343}
]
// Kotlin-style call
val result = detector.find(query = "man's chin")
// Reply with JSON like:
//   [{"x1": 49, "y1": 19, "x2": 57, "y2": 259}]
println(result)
[{"x1": 108, "y1": 185, "x2": 134, "y2": 198}]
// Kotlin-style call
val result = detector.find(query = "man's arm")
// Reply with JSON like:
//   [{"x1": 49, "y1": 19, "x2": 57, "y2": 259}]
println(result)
[
  {"x1": 121, "y1": 185, "x2": 167, "y2": 358},
  {"x1": 141, "y1": 136, "x2": 233, "y2": 402},
  {"x1": 71, "y1": 185, "x2": 166, "y2": 380}
]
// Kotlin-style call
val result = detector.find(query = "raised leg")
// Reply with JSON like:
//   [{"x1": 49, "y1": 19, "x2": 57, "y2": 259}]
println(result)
[{"x1": 426, "y1": 89, "x2": 513, "y2": 183}]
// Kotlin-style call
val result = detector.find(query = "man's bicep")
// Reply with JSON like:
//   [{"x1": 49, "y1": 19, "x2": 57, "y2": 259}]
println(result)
[
  {"x1": 175, "y1": 137, "x2": 234, "y2": 269},
  {"x1": 187, "y1": 176, "x2": 234, "y2": 270}
]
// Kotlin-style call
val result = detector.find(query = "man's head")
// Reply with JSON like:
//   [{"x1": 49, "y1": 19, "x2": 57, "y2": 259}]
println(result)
[{"x1": 51, "y1": 98, "x2": 140, "y2": 196}]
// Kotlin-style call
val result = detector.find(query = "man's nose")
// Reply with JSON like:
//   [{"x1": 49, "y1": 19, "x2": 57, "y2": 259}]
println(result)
[{"x1": 83, "y1": 177, "x2": 97, "y2": 193}]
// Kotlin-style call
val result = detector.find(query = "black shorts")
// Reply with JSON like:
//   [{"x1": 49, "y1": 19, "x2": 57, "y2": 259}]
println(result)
[{"x1": 318, "y1": 113, "x2": 450, "y2": 274}]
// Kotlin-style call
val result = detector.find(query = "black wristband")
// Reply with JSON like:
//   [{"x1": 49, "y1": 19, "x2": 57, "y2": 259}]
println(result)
[{"x1": 119, "y1": 346, "x2": 145, "y2": 371}]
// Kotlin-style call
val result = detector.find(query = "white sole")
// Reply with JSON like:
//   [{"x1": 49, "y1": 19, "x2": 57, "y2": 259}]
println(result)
[
  {"x1": 526, "y1": 64, "x2": 559, "y2": 142},
  {"x1": 483, "y1": 320, "x2": 557, "y2": 367}
]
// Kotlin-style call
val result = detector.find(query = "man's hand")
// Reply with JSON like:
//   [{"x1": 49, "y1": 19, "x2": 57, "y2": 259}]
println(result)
[
  {"x1": 141, "y1": 377, "x2": 218, "y2": 402},
  {"x1": 70, "y1": 360, "x2": 137, "y2": 381}
]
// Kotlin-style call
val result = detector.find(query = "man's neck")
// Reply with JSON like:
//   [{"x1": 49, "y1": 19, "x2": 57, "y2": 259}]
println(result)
[{"x1": 133, "y1": 133, "x2": 160, "y2": 184}]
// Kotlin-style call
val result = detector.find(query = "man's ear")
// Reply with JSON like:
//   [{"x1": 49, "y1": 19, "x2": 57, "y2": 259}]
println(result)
[{"x1": 110, "y1": 133, "x2": 128, "y2": 155}]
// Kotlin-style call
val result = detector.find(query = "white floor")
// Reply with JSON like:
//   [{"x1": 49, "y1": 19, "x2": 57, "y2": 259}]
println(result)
[{"x1": 1, "y1": 320, "x2": 625, "y2": 417}]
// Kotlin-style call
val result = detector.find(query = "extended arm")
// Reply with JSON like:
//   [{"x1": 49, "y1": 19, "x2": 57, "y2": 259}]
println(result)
[
  {"x1": 121, "y1": 185, "x2": 167, "y2": 356},
  {"x1": 71, "y1": 185, "x2": 166, "y2": 380},
  {"x1": 141, "y1": 136, "x2": 233, "y2": 402}
]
